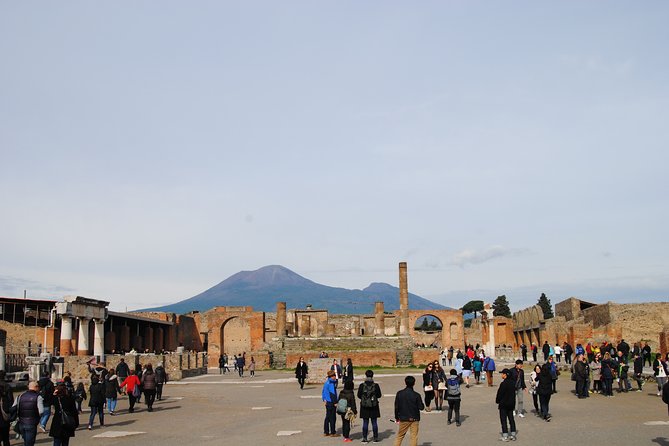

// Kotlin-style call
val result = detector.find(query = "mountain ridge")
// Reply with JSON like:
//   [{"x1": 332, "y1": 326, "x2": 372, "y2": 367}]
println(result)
[{"x1": 139, "y1": 265, "x2": 450, "y2": 314}]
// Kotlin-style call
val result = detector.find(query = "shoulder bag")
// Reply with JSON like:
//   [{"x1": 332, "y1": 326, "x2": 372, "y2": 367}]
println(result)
[{"x1": 59, "y1": 398, "x2": 78, "y2": 431}]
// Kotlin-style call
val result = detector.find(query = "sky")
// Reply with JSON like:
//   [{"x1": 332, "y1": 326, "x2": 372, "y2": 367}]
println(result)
[{"x1": 1, "y1": 2, "x2": 668, "y2": 313}]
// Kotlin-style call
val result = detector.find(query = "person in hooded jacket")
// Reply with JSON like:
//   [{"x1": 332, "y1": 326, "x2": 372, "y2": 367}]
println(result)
[
  {"x1": 536, "y1": 363, "x2": 553, "y2": 421},
  {"x1": 155, "y1": 363, "x2": 167, "y2": 401},
  {"x1": 105, "y1": 369, "x2": 120, "y2": 415},
  {"x1": 600, "y1": 352, "x2": 616, "y2": 397},
  {"x1": 357, "y1": 370, "x2": 382, "y2": 444},
  {"x1": 141, "y1": 364, "x2": 157, "y2": 412},
  {"x1": 338, "y1": 380, "x2": 357, "y2": 442},
  {"x1": 495, "y1": 369, "x2": 517, "y2": 442},
  {"x1": 445, "y1": 369, "x2": 463, "y2": 426},
  {"x1": 87, "y1": 375, "x2": 105, "y2": 430},
  {"x1": 37, "y1": 372, "x2": 54, "y2": 432},
  {"x1": 49, "y1": 381, "x2": 78, "y2": 446}
]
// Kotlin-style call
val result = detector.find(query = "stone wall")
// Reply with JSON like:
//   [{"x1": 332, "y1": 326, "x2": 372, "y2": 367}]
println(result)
[
  {"x1": 282, "y1": 336, "x2": 412, "y2": 352},
  {"x1": 0, "y1": 320, "x2": 51, "y2": 355},
  {"x1": 287, "y1": 351, "x2": 396, "y2": 370},
  {"x1": 412, "y1": 349, "x2": 441, "y2": 367}
]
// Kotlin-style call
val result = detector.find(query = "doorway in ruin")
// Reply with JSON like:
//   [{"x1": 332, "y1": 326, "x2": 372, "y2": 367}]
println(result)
[
  {"x1": 220, "y1": 317, "x2": 251, "y2": 357},
  {"x1": 449, "y1": 322, "x2": 458, "y2": 343}
]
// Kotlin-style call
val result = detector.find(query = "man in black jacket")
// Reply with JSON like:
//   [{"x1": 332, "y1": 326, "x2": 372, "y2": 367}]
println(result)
[
  {"x1": 542, "y1": 342, "x2": 550, "y2": 362},
  {"x1": 393, "y1": 376, "x2": 424, "y2": 446},
  {"x1": 295, "y1": 357, "x2": 308, "y2": 390},
  {"x1": 509, "y1": 360, "x2": 526, "y2": 417},
  {"x1": 496, "y1": 369, "x2": 517, "y2": 442},
  {"x1": 574, "y1": 354, "x2": 588, "y2": 398}
]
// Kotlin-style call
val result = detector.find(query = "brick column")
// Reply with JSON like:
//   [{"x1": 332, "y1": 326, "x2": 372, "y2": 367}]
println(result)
[
  {"x1": 120, "y1": 326, "x2": 131, "y2": 352},
  {"x1": 60, "y1": 315, "x2": 73, "y2": 356},
  {"x1": 399, "y1": 262, "x2": 410, "y2": 335},
  {"x1": 276, "y1": 302, "x2": 287, "y2": 337},
  {"x1": 143, "y1": 327, "x2": 154, "y2": 352},
  {"x1": 374, "y1": 301, "x2": 385, "y2": 335},
  {"x1": 154, "y1": 327, "x2": 164, "y2": 352},
  {"x1": 77, "y1": 318, "x2": 90, "y2": 356}
]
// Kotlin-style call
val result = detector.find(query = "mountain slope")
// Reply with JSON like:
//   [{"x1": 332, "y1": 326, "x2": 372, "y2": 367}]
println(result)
[{"x1": 140, "y1": 265, "x2": 449, "y2": 314}]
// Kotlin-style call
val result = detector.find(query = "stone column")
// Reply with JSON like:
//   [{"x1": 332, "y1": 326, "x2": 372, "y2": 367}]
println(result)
[
  {"x1": 93, "y1": 319, "x2": 105, "y2": 361},
  {"x1": 486, "y1": 319, "x2": 496, "y2": 358},
  {"x1": 154, "y1": 327, "x2": 164, "y2": 352},
  {"x1": 143, "y1": 327, "x2": 154, "y2": 352},
  {"x1": 276, "y1": 302, "x2": 287, "y2": 337},
  {"x1": 374, "y1": 301, "x2": 385, "y2": 335},
  {"x1": 399, "y1": 262, "x2": 410, "y2": 335},
  {"x1": 60, "y1": 315, "x2": 73, "y2": 356},
  {"x1": 77, "y1": 318, "x2": 90, "y2": 356}
]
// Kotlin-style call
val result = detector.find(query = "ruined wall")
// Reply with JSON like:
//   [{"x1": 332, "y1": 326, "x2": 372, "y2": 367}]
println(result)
[
  {"x1": 555, "y1": 298, "x2": 581, "y2": 321},
  {"x1": 0, "y1": 320, "x2": 56, "y2": 355},
  {"x1": 176, "y1": 315, "x2": 201, "y2": 351},
  {"x1": 412, "y1": 349, "x2": 441, "y2": 367},
  {"x1": 287, "y1": 350, "x2": 397, "y2": 370}
]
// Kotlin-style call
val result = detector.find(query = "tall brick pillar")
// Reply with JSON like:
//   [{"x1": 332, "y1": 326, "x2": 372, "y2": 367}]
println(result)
[
  {"x1": 120, "y1": 326, "x2": 131, "y2": 352},
  {"x1": 154, "y1": 327, "x2": 164, "y2": 352},
  {"x1": 60, "y1": 316, "x2": 73, "y2": 356},
  {"x1": 77, "y1": 318, "x2": 90, "y2": 356},
  {"x1": 276, "y1": 302, "x2": 287, "y2": 337},
  {"x1": 144, "y1": 327, "x2": 154, "y2": 352},
  {"x1": 399, "y1": 262, "x2": 410, "y2": 335},
  {"x1": 374, "y1": 301, "x2": 385, "y2": 335}
]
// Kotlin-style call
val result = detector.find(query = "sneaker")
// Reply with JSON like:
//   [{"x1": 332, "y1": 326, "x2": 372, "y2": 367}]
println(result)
[
  {"x1": 361, "y1": 439, "x2": 369, "y2": 444},
  {"x1": 344, "y1": 439, "x2": 353, "y2": 443},
  {"x1": 39, "y1": 425, "x2": 46, "y2": 433},
  {"x1": 518, "y1": 413, "x2": 525, "y2": 418},
  {"x1": 501, "y1": 435, "x2": 510, "y2": 442},
  {"x1": 510, "y1": 433, "x2": 517, "y2": 441},
  {"x1": 447, "y1": 420, "x2": 452, "y2": 425},
  {"x1": 513, "y1": 410, "x2": 516, "y2": 416},
  {"x1": 456, "y1": 422, "x2": 461, "y2": 427},
  {"x1": 424, "y1": 407, "x2": 431, "y2": 412},
  {"x1": 545, "y1": 415, "x2": 552, "y2": 422},
  {"x1": 658, "y1": 392, "x2": 662, "y2": 396},
  {"x1": 87, "y1": 425, "x2": 92, "y2": 430},
  {"x1": 373, "y1": 440, "x2": 380, "y2": 444}
]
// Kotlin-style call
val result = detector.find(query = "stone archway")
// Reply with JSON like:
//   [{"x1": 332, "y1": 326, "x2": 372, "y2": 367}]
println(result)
[{"x1": 220, "y1": 317, "x2": 251, "y2": 357}]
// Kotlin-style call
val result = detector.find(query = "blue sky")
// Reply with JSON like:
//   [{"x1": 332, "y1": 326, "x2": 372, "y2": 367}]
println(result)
[{"x1": 1, "y1": 2, "x2": 668, "y2": 312}]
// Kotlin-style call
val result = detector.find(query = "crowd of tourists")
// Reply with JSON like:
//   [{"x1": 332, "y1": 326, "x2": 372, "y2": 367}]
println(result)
[
  {"x1": 319, "y1": 339, "x2": 669, "y2": 445},
  {"x1": 0, "y1": 357, "x2": 168, "y2": 446},
  {"x1": 217, "y1": 352, "x2": 256, "y2": 377}
]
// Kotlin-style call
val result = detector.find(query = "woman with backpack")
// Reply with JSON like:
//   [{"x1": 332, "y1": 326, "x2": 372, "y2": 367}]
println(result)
[
  {"x1": 337, "y1": 380, "x2": 357, "y2": 443},
  {"x1": 140, "y1": 364, "x2": 157, "y2": 412},
  {"x1": 357, "y1": 370, "x2": 382, "y2": 444},
  {"x1": 445, "y1": 369, "x2": 463, "y2": 426},
  {"x1": 105, "y1": 368, "x2": 120, "y2": 416}
]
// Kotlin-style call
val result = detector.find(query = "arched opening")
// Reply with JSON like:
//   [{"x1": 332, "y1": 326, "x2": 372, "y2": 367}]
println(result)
[
  {"x1": 220, "y1": 317, "x2": 251, "y2": 357},
  {"x1": 414, "y1": 315, "x2": 443, "y2": 332},
  {"x1": 449, "y1": 322, "x2": 458, "y2": 341}
]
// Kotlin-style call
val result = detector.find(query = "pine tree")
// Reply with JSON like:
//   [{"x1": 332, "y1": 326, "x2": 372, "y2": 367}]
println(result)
[
  {"x1": 537, "y1": 293, "x2": 554, "y2": 319},
  {"x1": 492, "y1": 295, "x2": 511, "y2": 318},
  {"x1": 419, "y1": 317, "x2": 429, "y2": 331}
]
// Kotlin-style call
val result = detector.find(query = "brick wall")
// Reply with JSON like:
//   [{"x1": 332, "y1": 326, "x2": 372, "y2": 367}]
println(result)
[
  {"x1": 286, "y1": 351, "x2": 396, "y2": 370},
  {"x1": 412, "y1": 349, "x2": 441, "y2": 367}
]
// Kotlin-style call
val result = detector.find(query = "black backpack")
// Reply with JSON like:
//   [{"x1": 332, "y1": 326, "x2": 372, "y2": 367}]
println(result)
[{"x1": 360, "y1": 382, "x2": 377, "y2": 408}]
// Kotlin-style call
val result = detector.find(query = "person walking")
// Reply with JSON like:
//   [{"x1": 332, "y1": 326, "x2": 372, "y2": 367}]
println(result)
[
  {"x1": 548, "y1": 356, "x2": 558, "y2": 393},
  {"x1": 49, "y1": 382, "x2": 78, "y2": 446},
  {"x1": 115, "y1": 358, "x2": 130, "y2": 387},
  {"x1": 531, "y1": 344, "x2": 538, "y2": 362},
  {"x1": 357, "y1": 370, "x2": 382, "y2": 444},
  {"x1": 536, "y1": 363, "x2": 553, "y2": 421},
  {"x1": 542, "y1": 341, "x2": 550, "y2": 362},
  {"x1": 520, "y1": 343, "x2": 527, "y2": 362},
  {"x1": 295, "y1": 357, "x2": 308, "y2": 390},
  {"x1": 393, "y1": 375, "x2": 424, "y2": 446},
  {"x1": 141, "y1": 364, "x2": 157, "y2": 412},
  {"x1": 473, "y1": 356, "x2": 482, "y2": 385},
  {"x1": 322, "y1": 370, "x2": 339, "y2": 437},
  {"x1": 338, "y1": 380, "x2": 357, "y2": 442},
  {"x1": 632, "y1": 353, "x2": 644, "y2": 392},
  {"x1": 528, "y1": 364, "x2": 541, "y2": 416},
  {"x1": 433, "y1": 361, "x2": 446, "y2": 411},
  {"x1": 663, "y1": 380, "x2": 669, "y2": 416},
  {"x1": 120, "y1": 370, "x2": 141, "y2": 413},
  {"x1": 554, "y1": 343, "x2": 562, "y2": 363},
  {"x1": 249, "y1": 357, "x2": 256, "y2": 378},
  {"x1": 73, "y1": 383, "x2": 86, "y2": 414},
  {"x1": 654, "y1": 352, "x2": 668, "y2": 397},
  {"x1": 0, "y1": 372, "x2": 13, "y2": 446},
  {"x1": 509, "y1": 360, "x2": 526, "y2": 417},
  {"x1": 87, "y1": 375, "x2": 105, "y2": 430},
  {"x1": 445, "y1": 369, "x2": 462, "y2": 426},
  {"x1": 14, "y1": 381, "x2": 44, "y2": 446},
  {"x1": 218, "y1": 355, "x2": 226, "y2": 375},
  {"x1": 237, "y1": 354, "x2": 245, "y2": 377},
  {"x1": 155, "y1": 362, "x2": 167, "y2": 401},
  {"x1": 104, "y1": 369, "x2": 120, "y2": 415},
  {"x1": 344, "y1": 358, "x2": 354, "y2": 384},
  {"x1": 421, "y1": 364, "x2": 437, "y2": 412},
  {"x1": 483, "y1": 355, "x2": 496, "y2": 387},
  {"x1": 37, "y1": 372, "x2": 54, "y2": 433},
  {"x1": 461, "y1": 355, "x2": 472, "y2": 388},
  {"x1": 496, "y1": 369, "x2": 517, "y2": 442}
]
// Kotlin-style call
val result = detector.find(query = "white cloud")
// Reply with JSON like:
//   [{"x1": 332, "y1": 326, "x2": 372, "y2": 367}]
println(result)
[{"x1": 452, "y1": 246, "x2": 529, "y2": 268}]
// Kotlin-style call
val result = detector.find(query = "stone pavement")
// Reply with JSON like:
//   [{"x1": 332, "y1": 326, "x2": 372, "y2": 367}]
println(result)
[{"x1": 41, "y1": 368, "x2": 669, "y2": 446}]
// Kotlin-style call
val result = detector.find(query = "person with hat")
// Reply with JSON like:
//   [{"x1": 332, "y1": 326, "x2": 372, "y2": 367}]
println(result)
[
  {"x1": 322, "y1": 369, "x2": 339, "y2": 437},
  {"x1": 495, "y1": 369, "x2": 517, "y2": 442}
]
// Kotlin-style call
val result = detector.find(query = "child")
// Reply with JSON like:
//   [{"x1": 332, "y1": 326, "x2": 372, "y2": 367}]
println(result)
[
  {"x1": 446, "y1": 369, "x2": 462, "y2": 426},
  {"x1": 74, "y1": 382, "x2": 87, "y2": 413}
]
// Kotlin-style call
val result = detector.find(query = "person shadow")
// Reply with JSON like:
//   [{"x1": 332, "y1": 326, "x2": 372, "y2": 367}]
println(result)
[{"x1": 651, "y1": 438, "x2": 669, "y2": 446}]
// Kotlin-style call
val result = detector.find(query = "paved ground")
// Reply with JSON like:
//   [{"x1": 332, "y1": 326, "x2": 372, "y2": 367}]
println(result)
[{"x1": 32, "y1": 367, "x2": 669, "y2": 446}]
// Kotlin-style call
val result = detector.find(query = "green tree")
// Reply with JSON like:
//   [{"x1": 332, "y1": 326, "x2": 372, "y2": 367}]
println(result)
[
  {"x1": 492, "y1": 295, "x2": 511, "y2": 318},
  {"x1": 537, "y1": 293, "x2": 554, "y2": 319},
  {"x1": 461, "y1": 300, "x2": 485, "y2": 319},
  {"x1": 419, "y1": 317, "x2": 429, "y2": 331},
  {"x1": 428, "y1": 320, "x2": 438, "y2": 331}
]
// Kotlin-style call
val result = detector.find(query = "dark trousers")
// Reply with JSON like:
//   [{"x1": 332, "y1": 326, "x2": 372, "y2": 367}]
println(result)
[
  {"x1": 566, "y1": 355, "x2": 572, "y2": 365},
  {"x1": 297, "y1": 377, "x2": 306, "y2": 389},
  {"x1": 18, "y1": 425, "x2": 37, "y2": 446},
  {"x1": 447, "y1": 399, "x2": 460, "y2": 422},
  {"x1": 340, "y1": 415, "x2": 351, "y2": 438},
  {"x1": 144, "y1": 389, "x2": 156, "y2": 411},
  {"x1": 0, "y1": 425, "x2": 9, "y2": 446},
  {"x1": 128, "y1": 393, "x2": 137, "y2": 412},
  {"x1": 362, "y1": 418, "x2": 378, "y2": 440},
  {"x1": 522, "y1": 352, "x2": 527, "y2": 361},
  {"x1": 593, "y1": 380, "x2": 602, "y2": 392},
  {"x1": 324, "y1": 403, "x2": 336, "y2": 434},
  {"x1": 156, "y1": 383, "x2": 164, "y2": 400},
  {"x1": 532, "y1": 352, "x2": 537, "y2": 362},
  {"x1": 576, "y1": 378, "x2": 587, "y2": 397},
  {"x1": 89, "y1": 405, "x2": 104, "y2": 427},
  {"x1": 551, "y1": 379, "x2": 557, "y2": 392},
  {"x1": 474, "y1": 371, "x2": 481, "y2": 383},
  {"x1": 238, "y1": 366, "x2": 244, "y2": 377},
  {"x1": 499, "y1": 408, "x2": 516, "y2": 434},
  {"x1": 603, "y1": 378, "x2": 614, "y2": 396},
  {"x1": 634, "y1": 375, "x2": 643, "y2": 390},
  {"x1": 531, "y1": 393, "x2": 539, "y2": 411},
  {"x1": 539, "y1": 393, "x2": 551, "y2": 419},
  {"x1": 53, "y1": 438, "x2": 71, "y2": 446},
  {"x1": 424, "y1": 391, "x2": 435, "y2": 408}
]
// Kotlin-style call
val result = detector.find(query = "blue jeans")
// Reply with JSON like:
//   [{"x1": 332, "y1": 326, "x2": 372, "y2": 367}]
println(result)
[
  {"x1": 362, "y1": 418, "x2": 378, "y2": 440},
  {"x1": 89, "y1": 405, "x2": 104, "y2": 427},
  {"x1": 39, "y1": 406, "x2": 51, "y2": 428},
  {"x1": 106, "y1": 397, "x2": 117, "y2": 413},
  {"x1": 19, "y1": 424, "x2": 37, "y2": 446}
]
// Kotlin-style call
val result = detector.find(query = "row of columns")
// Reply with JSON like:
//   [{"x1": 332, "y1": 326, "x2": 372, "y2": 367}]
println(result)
[{"x1": 59, "y1": 316, "x2": 105, "y2": 358}]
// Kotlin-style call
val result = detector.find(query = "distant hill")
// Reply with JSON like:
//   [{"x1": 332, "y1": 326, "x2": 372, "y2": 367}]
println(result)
[{"x1": 139, "y1": 265, "x2": 450, "y2": 314}]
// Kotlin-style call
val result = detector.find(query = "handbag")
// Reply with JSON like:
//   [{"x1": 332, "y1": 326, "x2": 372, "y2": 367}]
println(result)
[
  {"x1": 59, "y1": 398, "x2": 77, "y2": 431},
  {"x1": 437, "y1": 382, "x2": 447, "y2": 391},
  {"x1": 423, "y1": 385, "x2": 433, "y2": 392},
  {"x1": 132, "y1": 385, "x2": 141, "y2": 398}
]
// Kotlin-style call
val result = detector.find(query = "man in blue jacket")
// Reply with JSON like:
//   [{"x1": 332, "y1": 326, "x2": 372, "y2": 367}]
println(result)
[
  {"x1": 322, "y1": 370, "x2": 339, "y2": 437},
  {"x1": 483, "y1": 356, "x2": 496, "y2": 387}
]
